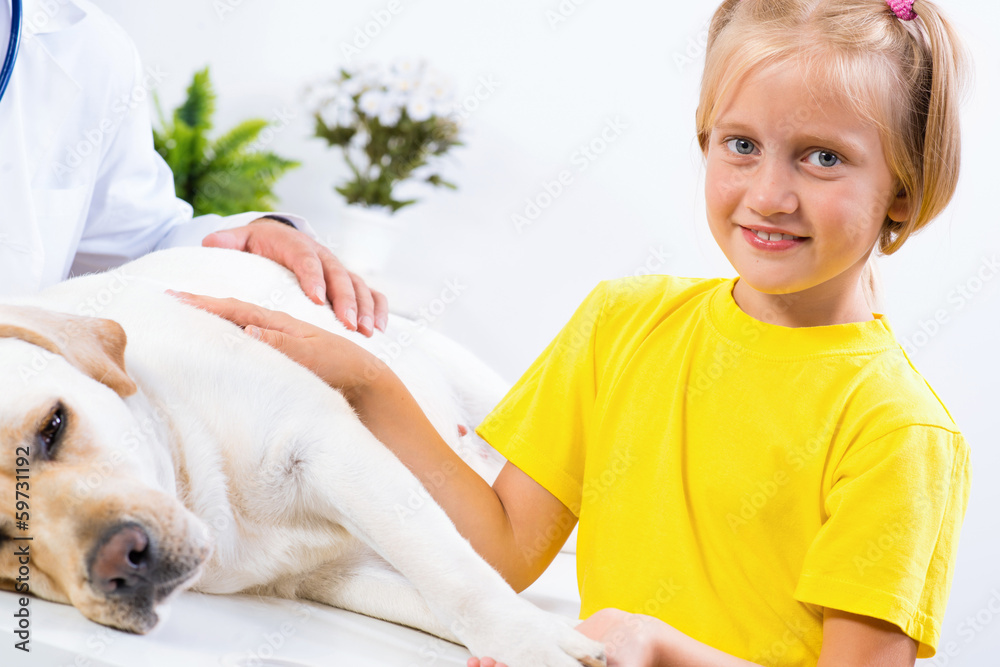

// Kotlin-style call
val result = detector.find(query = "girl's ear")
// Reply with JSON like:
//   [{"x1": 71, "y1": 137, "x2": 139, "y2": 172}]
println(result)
[{"x1": 887, "y1": 189, "x2": 911, "y2": 223}]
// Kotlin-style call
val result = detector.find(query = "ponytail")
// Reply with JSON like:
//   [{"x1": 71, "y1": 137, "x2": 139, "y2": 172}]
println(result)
[{"x1": 880, "y1": 0, "x2": 969, "y2": 254}]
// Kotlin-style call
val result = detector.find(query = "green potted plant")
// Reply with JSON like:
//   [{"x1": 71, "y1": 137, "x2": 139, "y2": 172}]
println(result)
[
  {"x1": 154, "y1": 67, "x2": 300, "y2": 216},
  {"x1": 307, "y1": 59, "x2": 462, "y2": 274}
]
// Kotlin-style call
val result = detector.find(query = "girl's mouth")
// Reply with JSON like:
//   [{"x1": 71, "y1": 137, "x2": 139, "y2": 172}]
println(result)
[{"x1": 740, "y1": 226, "x2": 808, "y2": 251}]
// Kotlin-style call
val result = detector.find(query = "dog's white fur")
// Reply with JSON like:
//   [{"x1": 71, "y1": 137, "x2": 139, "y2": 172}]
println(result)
[{"x1": 0, "y1": 247, "x2": 604, "y2": 667}]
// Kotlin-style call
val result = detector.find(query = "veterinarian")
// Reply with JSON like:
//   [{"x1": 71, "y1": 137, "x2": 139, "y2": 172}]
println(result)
[
  {"x1": 0, "y1": 0, "x2": 386, "y2": 336},
  {"x1": 178, "y1": 0, "x2": 973, "y2": 665}
]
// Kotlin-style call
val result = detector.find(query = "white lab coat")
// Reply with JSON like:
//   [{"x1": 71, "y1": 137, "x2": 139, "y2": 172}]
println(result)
[{"x1": 0, "y1": 0, "x2": 310, "y2": 296}]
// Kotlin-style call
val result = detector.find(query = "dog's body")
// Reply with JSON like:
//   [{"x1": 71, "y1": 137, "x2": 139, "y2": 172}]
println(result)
[{"x1": 0, "y1": 247, "x2": 604, "y2": 667}]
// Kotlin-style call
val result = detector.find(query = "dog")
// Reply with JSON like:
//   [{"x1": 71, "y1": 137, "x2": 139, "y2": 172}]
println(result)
[{"x1": 0, "y1": 247, "x2": 605, "y2": 667}]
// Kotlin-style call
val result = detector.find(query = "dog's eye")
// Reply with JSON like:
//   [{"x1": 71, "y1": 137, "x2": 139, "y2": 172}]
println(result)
[{"x1": 37, "y1": 403, "x2": 67, "y2": 458}]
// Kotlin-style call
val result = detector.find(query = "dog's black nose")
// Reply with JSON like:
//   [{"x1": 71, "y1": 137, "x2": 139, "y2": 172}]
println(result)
[{"x1": 89, "y1": 524, "x2": 155, "y2": 595}]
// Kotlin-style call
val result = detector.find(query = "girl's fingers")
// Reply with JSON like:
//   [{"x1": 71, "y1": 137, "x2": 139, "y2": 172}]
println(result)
[{"x1": 167, "y1": 291, "x2": 305, "y2": 337}]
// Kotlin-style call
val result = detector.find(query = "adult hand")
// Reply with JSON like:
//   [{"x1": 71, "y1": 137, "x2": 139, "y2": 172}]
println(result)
[
  {"x1": 202, "y1": 218, "x2": 387, "y2": 337},
  {"x1": 167, "y1": 292, "x2": 388, "y2": 393}
]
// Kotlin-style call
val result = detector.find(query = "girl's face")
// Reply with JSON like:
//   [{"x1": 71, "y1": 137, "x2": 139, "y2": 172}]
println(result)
[{"x1": 705, "y1": 64, "x2": 910, "y2": 322}]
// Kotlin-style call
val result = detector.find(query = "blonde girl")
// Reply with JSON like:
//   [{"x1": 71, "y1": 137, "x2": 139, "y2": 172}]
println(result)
[{"x1": 177, "y1": 0, "x2": 972, "y2": 664}]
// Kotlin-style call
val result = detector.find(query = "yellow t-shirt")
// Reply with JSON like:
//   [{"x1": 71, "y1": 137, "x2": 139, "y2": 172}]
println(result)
[{"x1": 476, "y1": 276, "x2": 971, "y2": 665}]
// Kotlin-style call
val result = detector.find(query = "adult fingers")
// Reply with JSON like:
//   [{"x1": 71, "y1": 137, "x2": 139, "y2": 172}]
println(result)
[
  {"x1": 238, "y1": 222, "x2": 330, "y2": 306},
  {"x1": 318, "y1": 248, "x2": 359, "y2": 331},
  {"x1": 202, "y1": 226, "x2": 253, "y2": 251},
  {"x1": 371, "y1": 289, "x2": 388, "y2": 332},
  {"x1": 350, "y1": 272, "x2": 376, "y2": 336},
  {"x1": 281, "y1": 248, "x2": 329, "y2": 307}
]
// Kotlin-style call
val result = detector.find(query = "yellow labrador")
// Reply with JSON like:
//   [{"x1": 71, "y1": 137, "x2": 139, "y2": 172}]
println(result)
[{"x1": 0, "y1": 247, "x2": 604, "y2": 667}]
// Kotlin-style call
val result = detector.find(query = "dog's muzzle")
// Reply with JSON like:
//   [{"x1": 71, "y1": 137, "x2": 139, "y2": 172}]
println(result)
[{"x1": 85, "y1": 521, "x2": 208, "y2": 632}]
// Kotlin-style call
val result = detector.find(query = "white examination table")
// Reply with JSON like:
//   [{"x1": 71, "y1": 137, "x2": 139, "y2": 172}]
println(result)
[{"x1": 0, "y1": 549, "x2": 582, "y2": 666}]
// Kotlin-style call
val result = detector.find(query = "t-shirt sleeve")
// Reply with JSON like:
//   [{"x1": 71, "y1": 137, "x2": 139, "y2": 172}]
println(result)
[
  {"x1": 474, "y1": 282, "x2": 609, "y2": 515},
  {"x1": 794, "y1": 425, "x2": 972, "y2": 658}
]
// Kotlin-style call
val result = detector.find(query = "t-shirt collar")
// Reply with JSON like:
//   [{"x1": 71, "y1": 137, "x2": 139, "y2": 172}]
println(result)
[{"x1": 706, "y1": 277, "x2": 897, "y2": 357}]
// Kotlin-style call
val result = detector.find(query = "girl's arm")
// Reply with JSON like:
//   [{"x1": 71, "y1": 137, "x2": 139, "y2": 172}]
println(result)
[
  {"x1": 346, "y1": 353, "x2": 578, "y2": 590},
  {"x1": 816, "y1": 608, "x2": 917, "y2": 666},
  {"x1": 170, "y1": 293, "x2": 575, "y2": 590}
]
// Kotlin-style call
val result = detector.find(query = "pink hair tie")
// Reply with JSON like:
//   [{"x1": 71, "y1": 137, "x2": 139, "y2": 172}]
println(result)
[{"x1": 887, "y1": 0, "x2": 917, "y2": 20}]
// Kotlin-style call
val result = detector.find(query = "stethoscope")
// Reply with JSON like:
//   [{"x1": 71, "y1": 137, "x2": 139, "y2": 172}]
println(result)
[{"x1": 0, "y1": 0, "x2": 23, "y2": 105}]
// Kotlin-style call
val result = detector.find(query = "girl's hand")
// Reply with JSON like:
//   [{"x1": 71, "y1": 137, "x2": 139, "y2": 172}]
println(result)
[
  {"x1": 466, "y1": 610, "x2": 660, "y2": 667},
  {"x1": 167, "y1": 291, "x2": 387, "y2": 394},
  {"x1": 575, "y1": 608, "x2": 668, "y2": 667}
]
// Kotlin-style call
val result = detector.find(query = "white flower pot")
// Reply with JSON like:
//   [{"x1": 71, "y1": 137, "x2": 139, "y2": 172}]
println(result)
[{"x1": 335, "y1": 205, "x2": 404, "y2": 279}]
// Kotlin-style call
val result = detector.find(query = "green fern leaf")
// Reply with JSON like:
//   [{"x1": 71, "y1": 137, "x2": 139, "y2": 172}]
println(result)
[
  {"x1": 209, "y1": 119, "x2": 269, "y2": 164},
  {"x1": 152, "y1": 66, "x2": 299, "y2": 217}
]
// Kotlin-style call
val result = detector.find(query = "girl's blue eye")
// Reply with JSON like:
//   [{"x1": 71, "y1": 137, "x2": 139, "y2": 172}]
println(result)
[
  {"x1": 808, "y1": 150, "x2": 841, "y2": 168},
  {"x1": 726, "y1": 138, "x2": 756, "y2": 156}
]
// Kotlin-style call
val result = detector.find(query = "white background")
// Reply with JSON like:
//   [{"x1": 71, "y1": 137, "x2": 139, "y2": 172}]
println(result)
[{"x1": 93, "y1": 0, "x2": 999, "y2": 663}]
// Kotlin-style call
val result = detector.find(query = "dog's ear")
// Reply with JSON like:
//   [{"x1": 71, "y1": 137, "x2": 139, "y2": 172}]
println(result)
[{"x1": 0, "y1": 306, "x2": 137, "y2": 398}]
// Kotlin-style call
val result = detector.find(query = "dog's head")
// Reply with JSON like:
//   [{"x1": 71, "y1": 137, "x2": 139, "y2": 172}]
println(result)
[{"x1": 0, "y1": 305, "x2": 211, "y2": 633}]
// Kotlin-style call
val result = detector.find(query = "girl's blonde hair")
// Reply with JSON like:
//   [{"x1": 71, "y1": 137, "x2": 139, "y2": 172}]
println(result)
[{"x1": 695, "y1": 0, "x2": 968, "y2": 309}]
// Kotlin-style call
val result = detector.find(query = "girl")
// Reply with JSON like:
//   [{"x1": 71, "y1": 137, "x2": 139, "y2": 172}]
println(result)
[{"x1": 176, "y1": 0, "x2": 971, "y2": 664}]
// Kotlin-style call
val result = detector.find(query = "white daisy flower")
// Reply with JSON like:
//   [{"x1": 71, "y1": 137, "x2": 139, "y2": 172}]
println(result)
[
  {"x1": 319, "y1": 104, "x2": 341, "y2": 128},
  {"x1": 378, "y1": 105, "x2": 401, "y2": 127},
  {"x1": 359, "y1": 89, "x2": 385, "y2": 117},
  {"x1": 341, "y1": 77, "x2": 363, "y2": 97},
  {"x1": 406, "y1": 96, "x2": 432, "y2": 122},
  {"x1": 391, "y1": 58, "x2": 421, "y2": 78},
  {"x1": 389, "y1": 76, "x2": 416, "y2": 95},
  {"x1": 432, "y1": 99, "x2": 458, "y2": 118},
  {"x1": 418, "y1": 72, "x2": 452, "y2": 100},
  {"x1": 336, "y1": 106, "x2": 357, "y2": 128}
]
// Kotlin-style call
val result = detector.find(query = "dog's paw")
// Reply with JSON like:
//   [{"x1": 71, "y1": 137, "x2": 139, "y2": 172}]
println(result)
[{"x1": 460, "y1": 601, "x2": 607, "y2": 667}]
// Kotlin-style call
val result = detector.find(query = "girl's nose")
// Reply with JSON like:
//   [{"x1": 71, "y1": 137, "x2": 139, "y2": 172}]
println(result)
[{"x1": 745, "y1": 158, "x2": 798, "y2": 218}]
